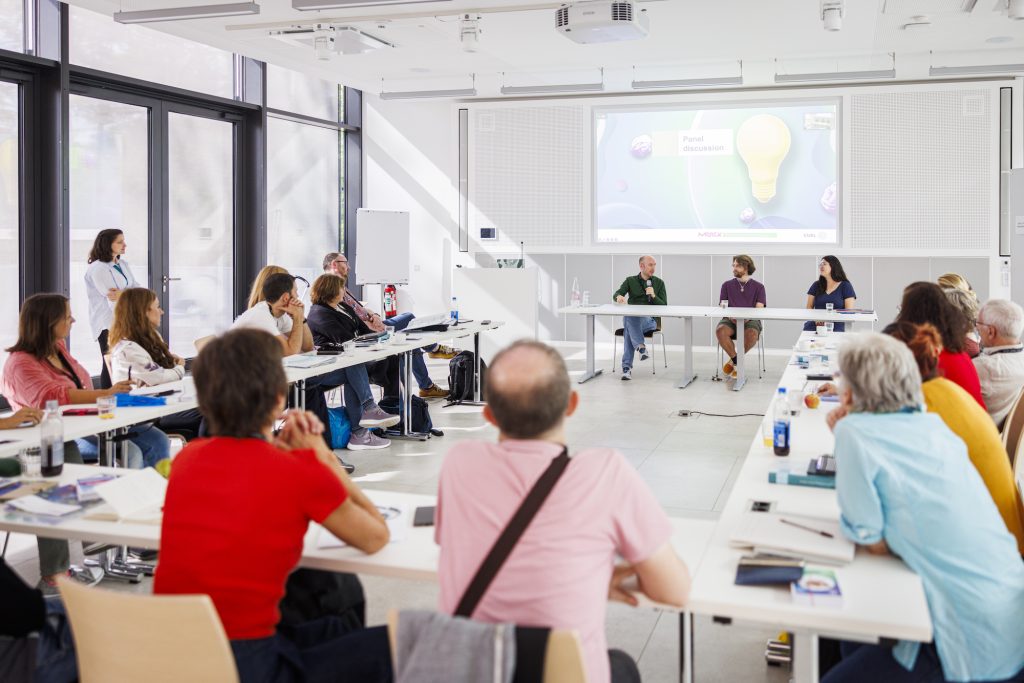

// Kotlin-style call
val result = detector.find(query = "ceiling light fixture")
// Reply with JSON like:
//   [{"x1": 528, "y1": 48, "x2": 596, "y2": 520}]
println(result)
[
  {"x1": 820, "y1": 0, "x2": 844, "y2": 31},
  {"x1": 293, "y1": 0, "x2": 448, "y2": 11},
  {"x1": 1008, "y1": 0, "x2": 1024, "y2": 20},
  {"x1": 380, "y1": 75, "x2": 476, "y2": 100},
  {"x1": 929, "y1": 63, "x2": 1024, "y2": 76},
  {"x1": 631, "y1": 75, "x2": 742, "y2": 89},
  {"x1": 774, "y1": 68, "x2": 895, "y2": 83},
  {"x1": 500, "y1": 69, "x2": 604, "y2": 95},
  {"x1": 114, "y1": 1, "x2": 259, "y2": 23}
]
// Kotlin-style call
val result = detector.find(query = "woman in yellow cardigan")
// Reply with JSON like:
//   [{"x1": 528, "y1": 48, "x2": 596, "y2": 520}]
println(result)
[{"x1": 887, "y1": 320, "x2": 1024, "y2": 554}]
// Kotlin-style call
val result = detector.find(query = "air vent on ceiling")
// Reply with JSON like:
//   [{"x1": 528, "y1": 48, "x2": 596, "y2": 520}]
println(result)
[
  {"x1": 555, "y1": 6, "x2": 569, "y2": 27},
  {"x1": 611, "y1": 2, "x2": 632, "y2": 20}
]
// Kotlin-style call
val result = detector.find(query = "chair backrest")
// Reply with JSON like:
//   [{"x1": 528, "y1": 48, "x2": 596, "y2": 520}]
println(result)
[
  {"x1": 1000, "y1": 387, "x2": 1024, "y2": 469},
  {"x1": 193, "y1": 335, "x2": 216, "y2": 353},
  {"x1": 387, "y1": 610, "x2": 586, "y2": 683},
  {"x1": 58, "y1": 577, "x2": 239, "y2": 683}
]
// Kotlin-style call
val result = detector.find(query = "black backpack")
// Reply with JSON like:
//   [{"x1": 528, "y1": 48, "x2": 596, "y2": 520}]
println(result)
[
  {"x1": 446, "y1": 351, "x2": 486, "y2": 404},
  {"x1": 378, "y1": 395, "x2": 433, "y2": 433}
]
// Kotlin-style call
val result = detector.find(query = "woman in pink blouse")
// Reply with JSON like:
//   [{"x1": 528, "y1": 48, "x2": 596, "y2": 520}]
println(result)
[{"x1": 2, "y1": 293, "x2": 170, "y2": 468}]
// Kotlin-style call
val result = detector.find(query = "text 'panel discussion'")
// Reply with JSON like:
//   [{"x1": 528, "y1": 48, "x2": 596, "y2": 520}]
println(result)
[{"x1": 4, "y1": 1, "x2": 1024, "y2": 682}]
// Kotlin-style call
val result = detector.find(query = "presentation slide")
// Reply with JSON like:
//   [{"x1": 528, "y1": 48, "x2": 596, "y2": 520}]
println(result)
[{"x1": 594, "y1": 100, "x2": 839, "y2": 244}]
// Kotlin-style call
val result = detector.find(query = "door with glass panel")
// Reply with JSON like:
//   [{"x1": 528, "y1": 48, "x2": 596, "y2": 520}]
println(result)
[
  {"x1": 165, "y1": 111, "x2": 234, "y2": 358},
  {"x1": 68, "y1": 95, "x2": 150, "y2": 377},
  {"x1": 0, "y1": 80, "x2": 19, "y2": 371}
]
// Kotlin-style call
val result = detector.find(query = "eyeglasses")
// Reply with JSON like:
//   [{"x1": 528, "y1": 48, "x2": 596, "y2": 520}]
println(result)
[
  {"x1": 293, "y1": 275, "x2": 310, "y2": 299},
  {"x1": 976, "y1": 321, "x2": 994, "y2": 330},
  {"x1": 332, "y1": 259, "x2": 348, "y2": 265}
]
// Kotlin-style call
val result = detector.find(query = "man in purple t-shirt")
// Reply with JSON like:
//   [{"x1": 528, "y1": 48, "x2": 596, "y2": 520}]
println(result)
[{"x1": 715, "y1": 255, "x2": 766, "y2": 378}]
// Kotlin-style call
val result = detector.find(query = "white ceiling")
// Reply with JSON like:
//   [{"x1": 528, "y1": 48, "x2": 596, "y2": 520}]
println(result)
[{"x1": 69, "y1": 0, "x2": 1024, "y2": 96}]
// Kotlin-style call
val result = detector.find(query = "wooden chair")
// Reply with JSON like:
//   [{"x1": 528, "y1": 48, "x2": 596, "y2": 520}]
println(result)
[
  {"x1": 57, "y1": 577, "x2": 239, "y2": 683},
  {"x1": 193, "y1": 335, "x2": 216, "y2": 354},
  {"x1": 387, "y1": 610, "x2": 586, "y2": 683},
  {"x1": 1000, "y1": 387, "x2": 1024, "y2": 473}
]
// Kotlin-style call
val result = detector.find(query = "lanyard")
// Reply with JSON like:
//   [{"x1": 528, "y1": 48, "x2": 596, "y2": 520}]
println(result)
[
  {"x1": 988, "y1": 347, "x2": 1024, "y2": 356},
  {"x1": 111, "y1": 262, "x2": 128, "y2": 288}
]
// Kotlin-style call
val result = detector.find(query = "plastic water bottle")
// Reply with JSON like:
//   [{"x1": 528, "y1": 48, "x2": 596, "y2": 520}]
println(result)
[
  {"x1": 773, "y1": 388, "x2": 791, "y2": 457},
  {"x1": 40, "y1": 400, "x2": 64, "y2": 477},
  {"x1": 450, "y1": 296, "x2": 459, "y2": 324},
  {"x1": 570, "y1": 277, "x2": 582, "y2": 307}
]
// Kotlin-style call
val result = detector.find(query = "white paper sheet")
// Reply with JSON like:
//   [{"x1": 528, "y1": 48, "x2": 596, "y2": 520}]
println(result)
[
  {"x1": 8, "y1": 495, "x2": 81, "y2": 516},
  {"x1": 93, "y1": 467, "x2": 167, "y2": 520},
  {"x1": 317, "y1": 500, "x2": 409, "y2": 549}
]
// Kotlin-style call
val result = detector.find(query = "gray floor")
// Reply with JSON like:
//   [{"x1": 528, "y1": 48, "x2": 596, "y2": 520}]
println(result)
[{"x1": 5, "y1": 343, "x2": 792, "y2": 682}]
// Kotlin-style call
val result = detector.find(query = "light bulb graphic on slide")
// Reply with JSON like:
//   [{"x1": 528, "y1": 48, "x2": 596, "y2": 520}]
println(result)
[{"x1": 736, "y1": 114, "x2": 791, "y2": 203}]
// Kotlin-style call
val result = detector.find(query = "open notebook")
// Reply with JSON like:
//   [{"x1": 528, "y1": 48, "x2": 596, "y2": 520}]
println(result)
[
  {"x1": 729, "y1": 500, "x2": 855, "y2": 565},
  {"x1": 84, "y1": 467, "x2": 166, "y2": 524}
]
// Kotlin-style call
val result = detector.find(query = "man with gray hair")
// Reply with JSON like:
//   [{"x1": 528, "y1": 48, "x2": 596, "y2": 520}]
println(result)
[
  {"x1": 973, "y1": 299, "x2": 1024, "y2": 429},
  {"x1": 612, "y1": 255, "x2": 667, "y2": 380},
  {"x1": 435, "y1": 340, "x2": 689, "y2": 683}
]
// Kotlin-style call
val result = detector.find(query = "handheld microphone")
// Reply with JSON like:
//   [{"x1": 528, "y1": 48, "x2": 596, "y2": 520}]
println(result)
[{"x1": 645, "y1": 279, "x2": 654, "y2": 303}]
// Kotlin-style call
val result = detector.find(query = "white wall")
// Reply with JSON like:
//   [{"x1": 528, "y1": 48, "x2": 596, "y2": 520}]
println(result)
[
  {"x1": 363, "y1": 97, "x2": 465, "y2": 319},
  {"x1": 363, "y1": 94, "x2": 1009, "y2": 350}
]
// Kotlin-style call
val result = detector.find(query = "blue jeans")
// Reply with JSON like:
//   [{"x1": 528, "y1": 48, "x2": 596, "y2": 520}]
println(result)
[
  {"x1": 621, "y1": 316, "x2": 656, "y2": 371},
  {"x1": 75, "y1": 424, "x2": 170, "y2": 469},
  {"x1": 230, "y1": 620, "x2": 391, "y2": 683},
  {"x1": 822, "y1": 641, "x2": 1024, "y2": 683},
  {"x1": 383, "y1": 312, "x2": 435, "y2": 390},
  {"x1": 309, "y1": 366, "x2": 375, "y2": 427},
  {"x1": 0, "y1": 598, "x2": 78, "y2": 683}
]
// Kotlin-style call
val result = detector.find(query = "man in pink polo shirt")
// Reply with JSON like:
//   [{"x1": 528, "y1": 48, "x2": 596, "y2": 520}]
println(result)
[{"x1": 436, "y1": 340, "x2": 690, "y2": 683}]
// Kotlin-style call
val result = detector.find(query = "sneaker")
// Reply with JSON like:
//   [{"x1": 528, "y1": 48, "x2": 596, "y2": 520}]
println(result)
[
  {"x1": 621, "y1": 368, "x2": 632, "y2": 381},
  {"x1": 639, "y1": 346, "x2": 650, "y2": 362},
  {"x1": 723, "y1": 359, "x2": 735, "y2": 376},
  {"x1": 39, "y1": 565, "x2": 104, "y2": 594},
  {"x1": 335, "y1": 454, "x2": 356, "y2": 473},
  {"x1": 347, "y1": 428, "x2": 391, "y2": 451},
  {"x1": 419, "y1": 384, "x2": 450, "y2": 399},
  {"x1": 428, "y1": 345, "x2": 459, "y2": 360},
  {"x1": 359, "y1": 404, "x2": 401, "y2": 429}
]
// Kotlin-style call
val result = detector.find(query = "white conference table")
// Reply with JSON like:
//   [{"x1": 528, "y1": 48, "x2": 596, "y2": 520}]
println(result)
[
  {"x1": 0, "y1": 464, "x2": 715, "y2": 682},
  {"x1": 558, "y1": 304, "x2": 877, "y2": 391},
  {"x1": 687, "y1": 331, "x2": 931, "y2": 683},
  {"x1": 0, "y1": 320, "x2": 504, "y2": 458}
]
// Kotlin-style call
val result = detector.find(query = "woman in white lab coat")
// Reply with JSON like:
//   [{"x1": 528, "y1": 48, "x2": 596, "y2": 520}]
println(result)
[{"x1": 85, "y1": 229, "x2": 139, "y2": 388}]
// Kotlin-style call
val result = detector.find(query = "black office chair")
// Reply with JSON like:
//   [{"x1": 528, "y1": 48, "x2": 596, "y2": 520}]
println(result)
[{"x1": 610, "y1": 319, "x2": 668, "y2": 374}]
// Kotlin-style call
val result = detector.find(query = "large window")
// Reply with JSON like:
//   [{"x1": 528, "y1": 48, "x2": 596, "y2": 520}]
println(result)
[
  {"x1": 0, "y1": 0, "x2": 23, "y2": 53},
  {"x1": 268, "y1": 117, "x2": 340, "y2": 285},
  {"x1": 68, "y1": 95, "x2": 150, "y2": 375},
  {"x1": 267, "y1": 64, "x2": 338, "y2": 122},
  {"x1": 0, "y1": 82, "x2": 18, "y2": 369},
  {"x1": 168, "y1": 113, "x2": 234, "y2": 357},
  {"x1": 267, "y1": 66, "x2": 344, "y2": 285},
  {"x1": 69, "y1": 6, "x2": 233, "y2": 98}
]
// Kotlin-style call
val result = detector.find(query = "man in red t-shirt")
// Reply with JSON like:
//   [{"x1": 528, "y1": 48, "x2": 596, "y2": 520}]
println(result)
[{"x1": 154, "y1": 328, "x2": 392, "y2": 683}]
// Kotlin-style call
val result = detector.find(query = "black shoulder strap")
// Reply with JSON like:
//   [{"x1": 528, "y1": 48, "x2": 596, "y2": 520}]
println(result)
[{"x1": 454, "y1": 447, "x2": 570, "y2": 618}]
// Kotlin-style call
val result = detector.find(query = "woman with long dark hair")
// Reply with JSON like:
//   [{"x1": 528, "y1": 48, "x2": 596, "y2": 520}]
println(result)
[
  {"x1": 804, "y1": 255, "x2": 856, "y2": 332},
  {"x1": 895, "y1": 281, "x2": 985, "y2": 408},
  {"x1": 85, "y1": 229, "x2": 140, "y2": 388}
]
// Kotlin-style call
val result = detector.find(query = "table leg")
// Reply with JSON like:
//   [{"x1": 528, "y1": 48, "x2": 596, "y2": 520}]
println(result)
[
  {"x1": 792, "y1": 633, "x2": 820, "y2": 683},
  {"x1": 732, "y1": 317, "x2": 747, "y2": 392},
  {"x1": 578, "y1": 314, "x2": 603, "y2": 384},
  {"x1": 679, "y1": 612, "x2": 695, "y2": 683},
  {"x1": 456, "y1": 331, "x2": 486, "y2": 407},
  {"x1": 677, "y1": 316, "x2": 697, "y2": 389},
  {"x1": 386, "y1": 349, "x2": 429, "y2": 442}
]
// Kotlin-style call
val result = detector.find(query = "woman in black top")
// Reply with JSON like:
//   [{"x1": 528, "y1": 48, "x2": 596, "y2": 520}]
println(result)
[{"x1": 306, "y1": 274, "x2": 402, "y2": 451}]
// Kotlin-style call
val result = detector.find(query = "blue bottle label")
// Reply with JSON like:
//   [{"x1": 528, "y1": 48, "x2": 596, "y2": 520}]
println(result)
[{"x1": 773, "y1": 421, "x2": 789, "y2": 448}]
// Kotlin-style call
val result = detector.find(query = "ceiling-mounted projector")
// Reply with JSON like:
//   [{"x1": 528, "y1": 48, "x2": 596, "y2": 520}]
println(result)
[{"x1": 555, "y1": 1, "x2": 649, "y2": 44}]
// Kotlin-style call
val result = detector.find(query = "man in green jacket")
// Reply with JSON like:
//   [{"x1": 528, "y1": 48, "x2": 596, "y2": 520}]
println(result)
[{"x1": 613, "y1": 255, "x2": 667, "y2": 380}]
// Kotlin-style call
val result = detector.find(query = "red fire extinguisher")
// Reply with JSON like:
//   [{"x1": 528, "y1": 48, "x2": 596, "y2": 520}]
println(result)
[{"x1": 383, "y1": 284, "x2": 398, "y2": 319}]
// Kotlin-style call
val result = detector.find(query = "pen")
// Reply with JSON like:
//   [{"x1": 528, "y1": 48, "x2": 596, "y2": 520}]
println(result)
[
  {"x1": 780, "y1": 518, "x2": 834, "y2": 539},
  {"x1": 128, "y1": 366, "x2": 132, "y2": 382}
]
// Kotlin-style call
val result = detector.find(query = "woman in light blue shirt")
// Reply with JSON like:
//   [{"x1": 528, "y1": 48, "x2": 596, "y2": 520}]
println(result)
[{"x1": 823, "y1": 332, "x2": 1024, "y2": 683}]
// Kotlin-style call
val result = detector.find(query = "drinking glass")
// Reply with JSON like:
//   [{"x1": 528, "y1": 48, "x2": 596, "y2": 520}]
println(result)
[{"x1": 97, "y1": 395, "x2": 116, "y2": 420}]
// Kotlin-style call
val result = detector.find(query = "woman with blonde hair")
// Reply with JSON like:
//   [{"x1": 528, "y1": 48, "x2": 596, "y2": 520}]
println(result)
[
  {"x1": 937, "y1": 272, "x2": 975, "y2": 295},
  {"x1": 109, "y1": 287, "x2": 204, "y2": 437},
  {"x1": 246, "y1": 264, "x2": 289, "y2": 309}
]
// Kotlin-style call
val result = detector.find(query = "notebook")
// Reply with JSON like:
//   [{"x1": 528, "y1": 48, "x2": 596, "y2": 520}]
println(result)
[
  {"x1": 283, "y1": 354, "x2": 337, "y2": 369},
  {"x1": 729, "y1": 501, "x2": 855, "y2": 565}
]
